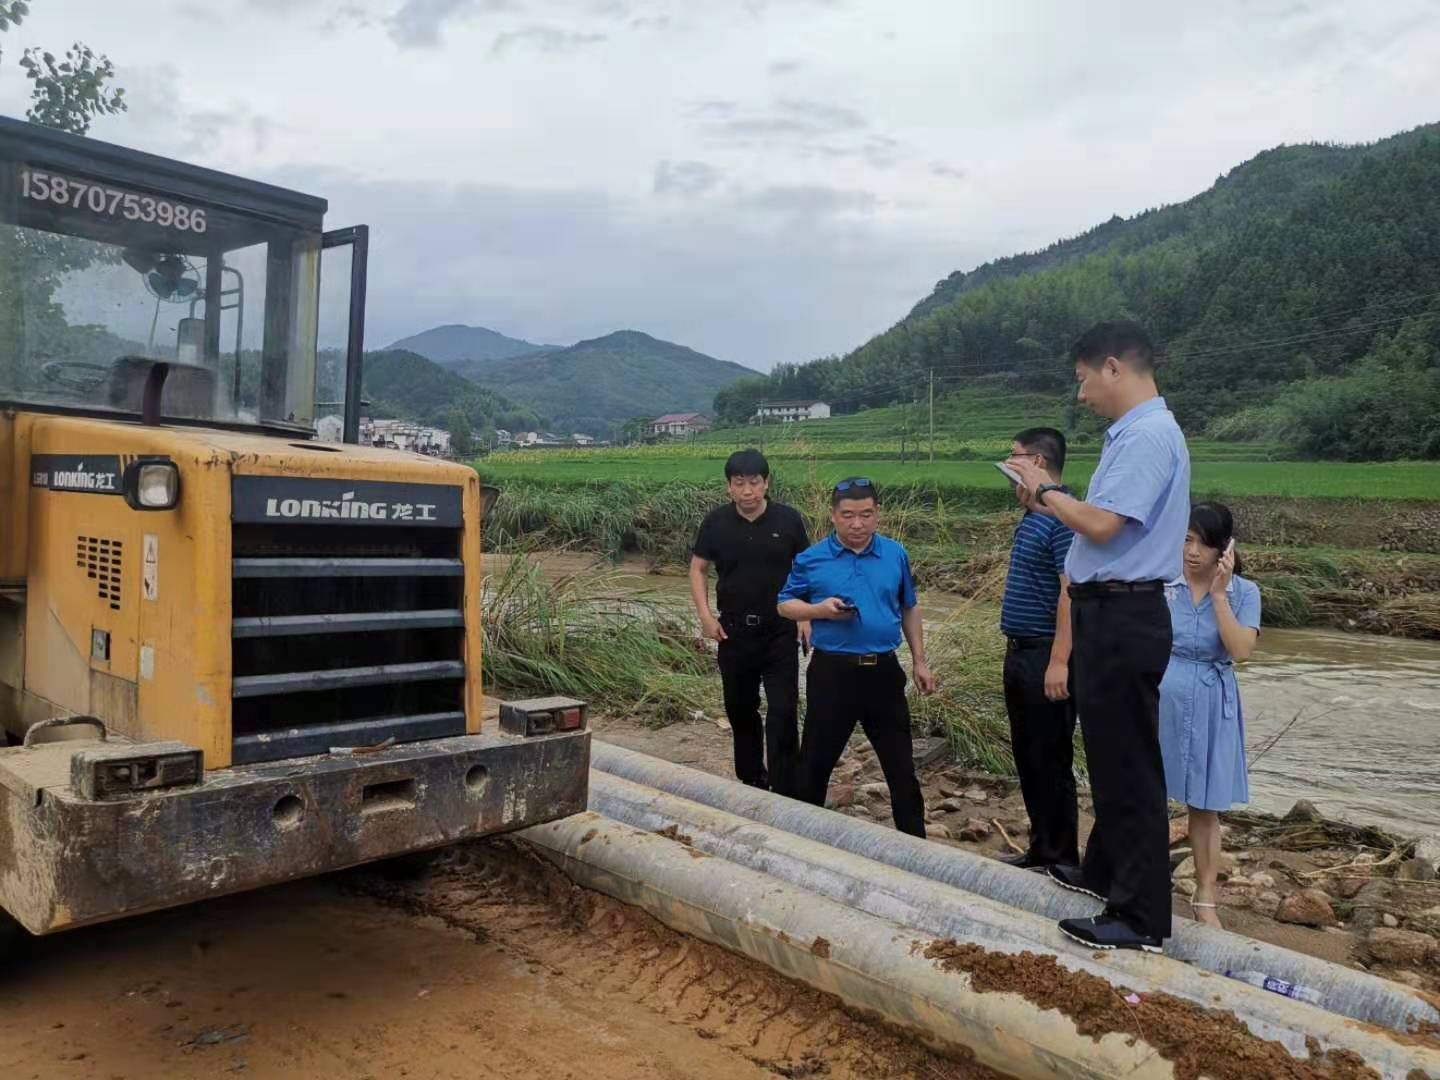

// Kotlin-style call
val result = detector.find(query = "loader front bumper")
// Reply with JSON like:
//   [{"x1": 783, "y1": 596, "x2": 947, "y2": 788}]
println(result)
[{"x1": 0, "y1": 729, "x2": 589, "y2": 934}]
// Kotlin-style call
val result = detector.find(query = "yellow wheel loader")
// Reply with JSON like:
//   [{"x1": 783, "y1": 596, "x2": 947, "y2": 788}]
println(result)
[{"x1": 0, "y1": 115, "x2": 588, "y2": 951}]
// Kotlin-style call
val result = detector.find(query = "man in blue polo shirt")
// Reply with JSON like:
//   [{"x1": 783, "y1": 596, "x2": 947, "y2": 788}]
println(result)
[
  {"x1": 777, "y1": 478, "x2": 935, "y2": 837},
  {"x1": 1008, "y1": 321, "x2": 1190, "y2": 954},
  {"x1": 999, "y1": 427, "x2": 1077, "y2": 873}
]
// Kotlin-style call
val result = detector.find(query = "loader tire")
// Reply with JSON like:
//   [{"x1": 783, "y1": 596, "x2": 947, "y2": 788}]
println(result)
[
  {"x1": 0, "y1": 911, "x2": 23, "y2": 967},
  {"x1": 375, "y1": 847, "x2": 446, "y2": 881}
]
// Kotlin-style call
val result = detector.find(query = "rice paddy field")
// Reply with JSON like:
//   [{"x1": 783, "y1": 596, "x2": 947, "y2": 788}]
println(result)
[{"x1": 481, "y1": 386, "x2": 1440, "y2": 501}]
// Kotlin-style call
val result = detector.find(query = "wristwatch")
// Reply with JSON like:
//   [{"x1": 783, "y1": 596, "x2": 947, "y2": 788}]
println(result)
[{"x1": 1034, "y1": 483, "x2": 1065, "y2": 506}]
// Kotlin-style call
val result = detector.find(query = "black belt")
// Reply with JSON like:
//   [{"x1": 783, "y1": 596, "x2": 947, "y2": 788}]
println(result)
[
  {"x1": 1068, "y1": 580, "x2": 1164, "y2": 599},
  {"x1": 812, "y1": 649, "x2": 895, "y2": 667},
  {"x1": 1006, "y1": 635, "x2": 1054, "y2": 652},
  {"x1": 721, "y1": 612, "x2": 783, "y2": 629}
]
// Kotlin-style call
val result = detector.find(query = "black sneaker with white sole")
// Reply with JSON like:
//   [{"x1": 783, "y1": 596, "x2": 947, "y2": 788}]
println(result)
[
  {"x1": 1058, "y1": 915, "x2": 1163, "y2": 954},
  {"x1": 1047, "y1": 863, "x2": 1106, "y2": 901},
  {"x1": 999, "y1": 852, "x2": 1051, "y2": 872}
]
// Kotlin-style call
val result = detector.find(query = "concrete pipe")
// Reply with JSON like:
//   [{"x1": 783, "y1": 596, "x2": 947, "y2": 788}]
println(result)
[
  {"x1": 522, "y1": 812, "x2": 1439, "y2": 1080},
  {"x1": 591, "y1": 740, "x2": 1440, "y2": 1037},
  {"x1": 585, "y1": 771, "x2": 1440, "y2": 1078}
]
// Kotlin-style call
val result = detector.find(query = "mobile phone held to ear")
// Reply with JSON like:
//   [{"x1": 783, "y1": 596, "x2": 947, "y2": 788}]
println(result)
[{"x1": 994, "y1": 461, "x2": 1023, "y2": 486}]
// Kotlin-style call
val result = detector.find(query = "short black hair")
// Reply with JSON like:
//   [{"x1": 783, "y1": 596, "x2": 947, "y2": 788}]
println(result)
[
  {"x1": 724, "y1": 448, "x2": 769, "y2": 480},
  {"x1": 1072, "y1": 320, "x2": 1155, "y2": 372},
  {"x1": 830, "y1": 477, "x2": 878, "y2": 507},
  {"x1": 1013, "y1": 426, "x2": 1067, "y2": 474},
  {"x1": 1189, "y1": 501, "x2": 1245, "y2": 575}
]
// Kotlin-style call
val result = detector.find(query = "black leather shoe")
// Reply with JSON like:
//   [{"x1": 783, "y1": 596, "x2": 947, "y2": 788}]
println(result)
[
  {"x1": 1058, "y1": 914, "x2": 1163, "y2": 954},
  {"x1": 1000, "y1": 852, "x2": 1050, "y2": 871},
  {"x1": 1047, "y1": 863, "x2": 1106, "y2": 901}
]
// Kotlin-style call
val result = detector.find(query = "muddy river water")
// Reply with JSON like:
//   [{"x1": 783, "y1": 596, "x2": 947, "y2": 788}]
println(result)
[
  {"x1": 490, "y1": 553, "x2": 1440, "y2": 837},
  {"x1": 1240, "y1": 627, "x2": 1440, "y2": 835}
]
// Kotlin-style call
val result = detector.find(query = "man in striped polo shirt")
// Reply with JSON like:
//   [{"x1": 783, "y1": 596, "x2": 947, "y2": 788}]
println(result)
[{"x1": 999, "y1": 427, "x2": 1078, "y2": 872}]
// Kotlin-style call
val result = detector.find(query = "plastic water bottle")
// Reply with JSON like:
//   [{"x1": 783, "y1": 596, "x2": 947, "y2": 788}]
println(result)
[{"x1": 1226, "y1": 969, "x2": 1324, "y2": 1006}]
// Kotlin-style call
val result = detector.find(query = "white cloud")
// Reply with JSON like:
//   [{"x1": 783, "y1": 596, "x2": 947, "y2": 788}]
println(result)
[{"x1": 7, "y1": 0, "x2": 1440, "y2": 368}]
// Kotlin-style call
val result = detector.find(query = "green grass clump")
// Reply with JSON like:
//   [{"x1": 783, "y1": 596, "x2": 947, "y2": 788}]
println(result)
[
  {"x1": 911, "y1": 611, "x2": 1014, "y2": 773},
  {"x1": 480, "y1": 453, "x2": 1440, "y2": 501},
  {"x1": 481, "y1": 553, "x2": 716, "y2": 725}
]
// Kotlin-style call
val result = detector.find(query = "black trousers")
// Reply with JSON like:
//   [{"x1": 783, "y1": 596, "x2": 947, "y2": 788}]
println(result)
[
  {"x1": 797, "y1": 651, "x2": 926, "y2": 837},
  {"x1": 716, "y1": 623, "x2": 800, "y2": 795},
  {"x1": 1002, "y1": 640, "x2": 1079, "y2": 866},
  {"x1": 1070, "y1": 589, "x2": 1174, "y2": 940}
]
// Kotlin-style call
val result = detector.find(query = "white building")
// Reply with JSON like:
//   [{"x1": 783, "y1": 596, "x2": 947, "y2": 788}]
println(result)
[
  {"x1": 572, "y1": 433, "x2": 595, "y2": 446},
  {"x1": 753, "y1": 400, "x2": 831, "y2": 423},
  {"x1": 648, "y1": 412, "x2": 712, "y2": 438},
  {"x1": 363, "y1": 418, "x2": 453, "y2": 457}
]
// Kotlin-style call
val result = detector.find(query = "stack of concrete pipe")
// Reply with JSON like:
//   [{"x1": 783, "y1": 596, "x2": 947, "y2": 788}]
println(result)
[{"x1": 515, "y1": 742, "x2": 1440, "y2": 1079}]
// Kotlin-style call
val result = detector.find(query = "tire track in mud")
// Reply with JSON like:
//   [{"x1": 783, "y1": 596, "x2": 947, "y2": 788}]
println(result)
[{"x1": 351, "y1": 839, "x2": 1009, "y2": 1080}]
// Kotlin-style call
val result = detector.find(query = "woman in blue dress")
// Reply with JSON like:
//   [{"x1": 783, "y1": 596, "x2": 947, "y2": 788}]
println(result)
[{"x1": 1160, "y1": 502, "x2": 1261, "y2": 928}]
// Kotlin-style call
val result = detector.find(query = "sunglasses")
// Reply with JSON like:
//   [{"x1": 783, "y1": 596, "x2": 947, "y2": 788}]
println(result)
[{"x1": 833, "y1": 477, "x2": 874, "y2": 494}]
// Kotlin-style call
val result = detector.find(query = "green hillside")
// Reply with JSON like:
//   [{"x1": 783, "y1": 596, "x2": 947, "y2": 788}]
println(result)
[
  {"x1": 387, "y1": 324, "x2": 554, "y2": 367},
  {"x1": 459, "y1": 329, "x2": 758, "y2": 438},
  {"x1": 360, "y1": 348, "x2": 541, "y2": 435},
  {"x1": 722, "y1": 123, "x2": 1440, "y2": 460}
]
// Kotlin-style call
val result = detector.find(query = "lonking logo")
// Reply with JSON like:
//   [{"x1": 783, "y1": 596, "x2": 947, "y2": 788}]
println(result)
[
  {"x1": 264, "y1": 491, "x2": 388, "y2": 520},
  {"x1": 30, "y1": 454, "x2": 123, "y2": 495},
  {"x1": 52, "y1": 460, "x2": 118, "y2": 492},
  {"x1": 233, "y1": 476, "x2": 460, "y2": 528}
]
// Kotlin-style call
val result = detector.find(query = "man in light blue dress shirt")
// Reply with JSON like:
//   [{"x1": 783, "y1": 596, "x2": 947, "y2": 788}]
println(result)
[{"x1": 1008, "y1": 321, "x2": 1190, "y2": 954}]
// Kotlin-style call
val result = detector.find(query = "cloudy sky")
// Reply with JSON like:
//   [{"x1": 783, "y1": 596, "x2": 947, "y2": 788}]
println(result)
[{"x1": 6, "y1": 0, "x2": 1440, "y2": 369}]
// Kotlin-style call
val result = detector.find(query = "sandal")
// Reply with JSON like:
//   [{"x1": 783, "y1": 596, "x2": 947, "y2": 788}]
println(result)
[{"x1": 1190, "y1": 901, "x2": 1223, "y2": 928}]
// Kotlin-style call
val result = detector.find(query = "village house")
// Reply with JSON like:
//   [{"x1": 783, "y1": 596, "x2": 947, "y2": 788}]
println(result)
[
  {"x1": 362, "y1": 418, "x2": 453, "y2": 457},
  {"x1": 648, "y1": 412, "x2": 712, "y2": 438},
  {"x1": 753, "y1": 399, "x2": 831, "y2": 423}
]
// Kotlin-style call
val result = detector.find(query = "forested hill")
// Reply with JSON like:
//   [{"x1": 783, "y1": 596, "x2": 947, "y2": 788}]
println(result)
[
  {"x1": 318, "y1": 348, "x2": 542, "y2": 437},
  {"x1": 459, "y1": 330, "x2": 758, "y2": 439},
  {"x1": 386, "y1": 324, "x2": 555, "y2": 367},
  {"x1": 722, "y1": 123, "x2": 1440, "y2": 458}
]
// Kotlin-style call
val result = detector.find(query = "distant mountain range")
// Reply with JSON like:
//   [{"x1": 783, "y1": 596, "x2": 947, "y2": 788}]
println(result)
[
  {"x1": 391, "y1": 326, "x2": 757, "y2": 437},
  {"x1": 386, "y1": 324, "x2": 557, "y2": 367}
]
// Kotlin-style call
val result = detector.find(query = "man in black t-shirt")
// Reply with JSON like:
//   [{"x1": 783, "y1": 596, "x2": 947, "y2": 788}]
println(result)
[{"x1": 690, "y1": 449, "x2": 810, "y2": 795}]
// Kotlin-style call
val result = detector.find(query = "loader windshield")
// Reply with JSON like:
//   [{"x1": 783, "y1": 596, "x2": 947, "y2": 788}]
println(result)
[{"x1": 0, "y1": 141, "x2": 322, "y2": 431}]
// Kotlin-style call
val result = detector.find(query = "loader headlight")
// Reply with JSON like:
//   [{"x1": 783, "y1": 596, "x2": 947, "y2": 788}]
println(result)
[{"x1": 123, "y1": 458, "x2": 180, "y2": 510}]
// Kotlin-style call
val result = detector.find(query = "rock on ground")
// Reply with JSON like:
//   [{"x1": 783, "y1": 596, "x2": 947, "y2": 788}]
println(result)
[
  {"x1": 1363, "y1": 928, "x2": 1439, "y2": 968},
  {"x1": 958, "y1": 818, "x2": 992, "y2": 842},
  {"x1": 1275, "y1": 888, "x2": 1338, "y2": 928},
  {"x1": 1414, "y1": 833, "x2": 1440, "y2": 865}
]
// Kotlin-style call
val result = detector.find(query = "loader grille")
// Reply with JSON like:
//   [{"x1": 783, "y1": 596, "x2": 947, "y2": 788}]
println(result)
[{"x1": 229, "y1": 519, "x2": 468, "y2": 764}]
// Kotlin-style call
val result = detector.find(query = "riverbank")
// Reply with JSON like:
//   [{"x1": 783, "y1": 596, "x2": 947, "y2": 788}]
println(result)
[
  {"x1": 479, "y1": 550, "x2": 1440, "y2": 1000},
  {"x1": 478, "y1": 475, "x2": 1440, "y2": 638}
]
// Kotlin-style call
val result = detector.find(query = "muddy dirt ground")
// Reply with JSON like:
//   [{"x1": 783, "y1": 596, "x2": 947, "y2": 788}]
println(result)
[
  {"x1": 4, "y1": 714, "x2": 1436, "y2": 1080},
  {"x1": 596, "y1": 714, "x2": 1440, "y2": 996},
  {"x1": 0, "y1": 837, "x2": 1003, "y2": 1080}
]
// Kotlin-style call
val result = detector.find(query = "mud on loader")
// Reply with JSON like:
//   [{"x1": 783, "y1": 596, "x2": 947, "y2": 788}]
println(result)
[{"x1": 0, "y1": 116, "x2": 589, "y2": 954}]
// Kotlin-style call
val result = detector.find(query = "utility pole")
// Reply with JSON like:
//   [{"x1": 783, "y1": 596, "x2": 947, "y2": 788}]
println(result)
[{"x1": 928, "y1": 369, "x2": 935, "y2": 464}]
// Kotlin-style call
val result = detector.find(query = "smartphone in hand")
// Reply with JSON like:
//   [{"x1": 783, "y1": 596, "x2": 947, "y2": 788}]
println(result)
[{"x1": 994, "y1": 461, "x2": 1023, "y2": 486}]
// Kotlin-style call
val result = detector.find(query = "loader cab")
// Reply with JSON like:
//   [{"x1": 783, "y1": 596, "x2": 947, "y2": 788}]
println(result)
[{"x1": 0, "y1": 115, "x2": 362, "y2": 438}]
